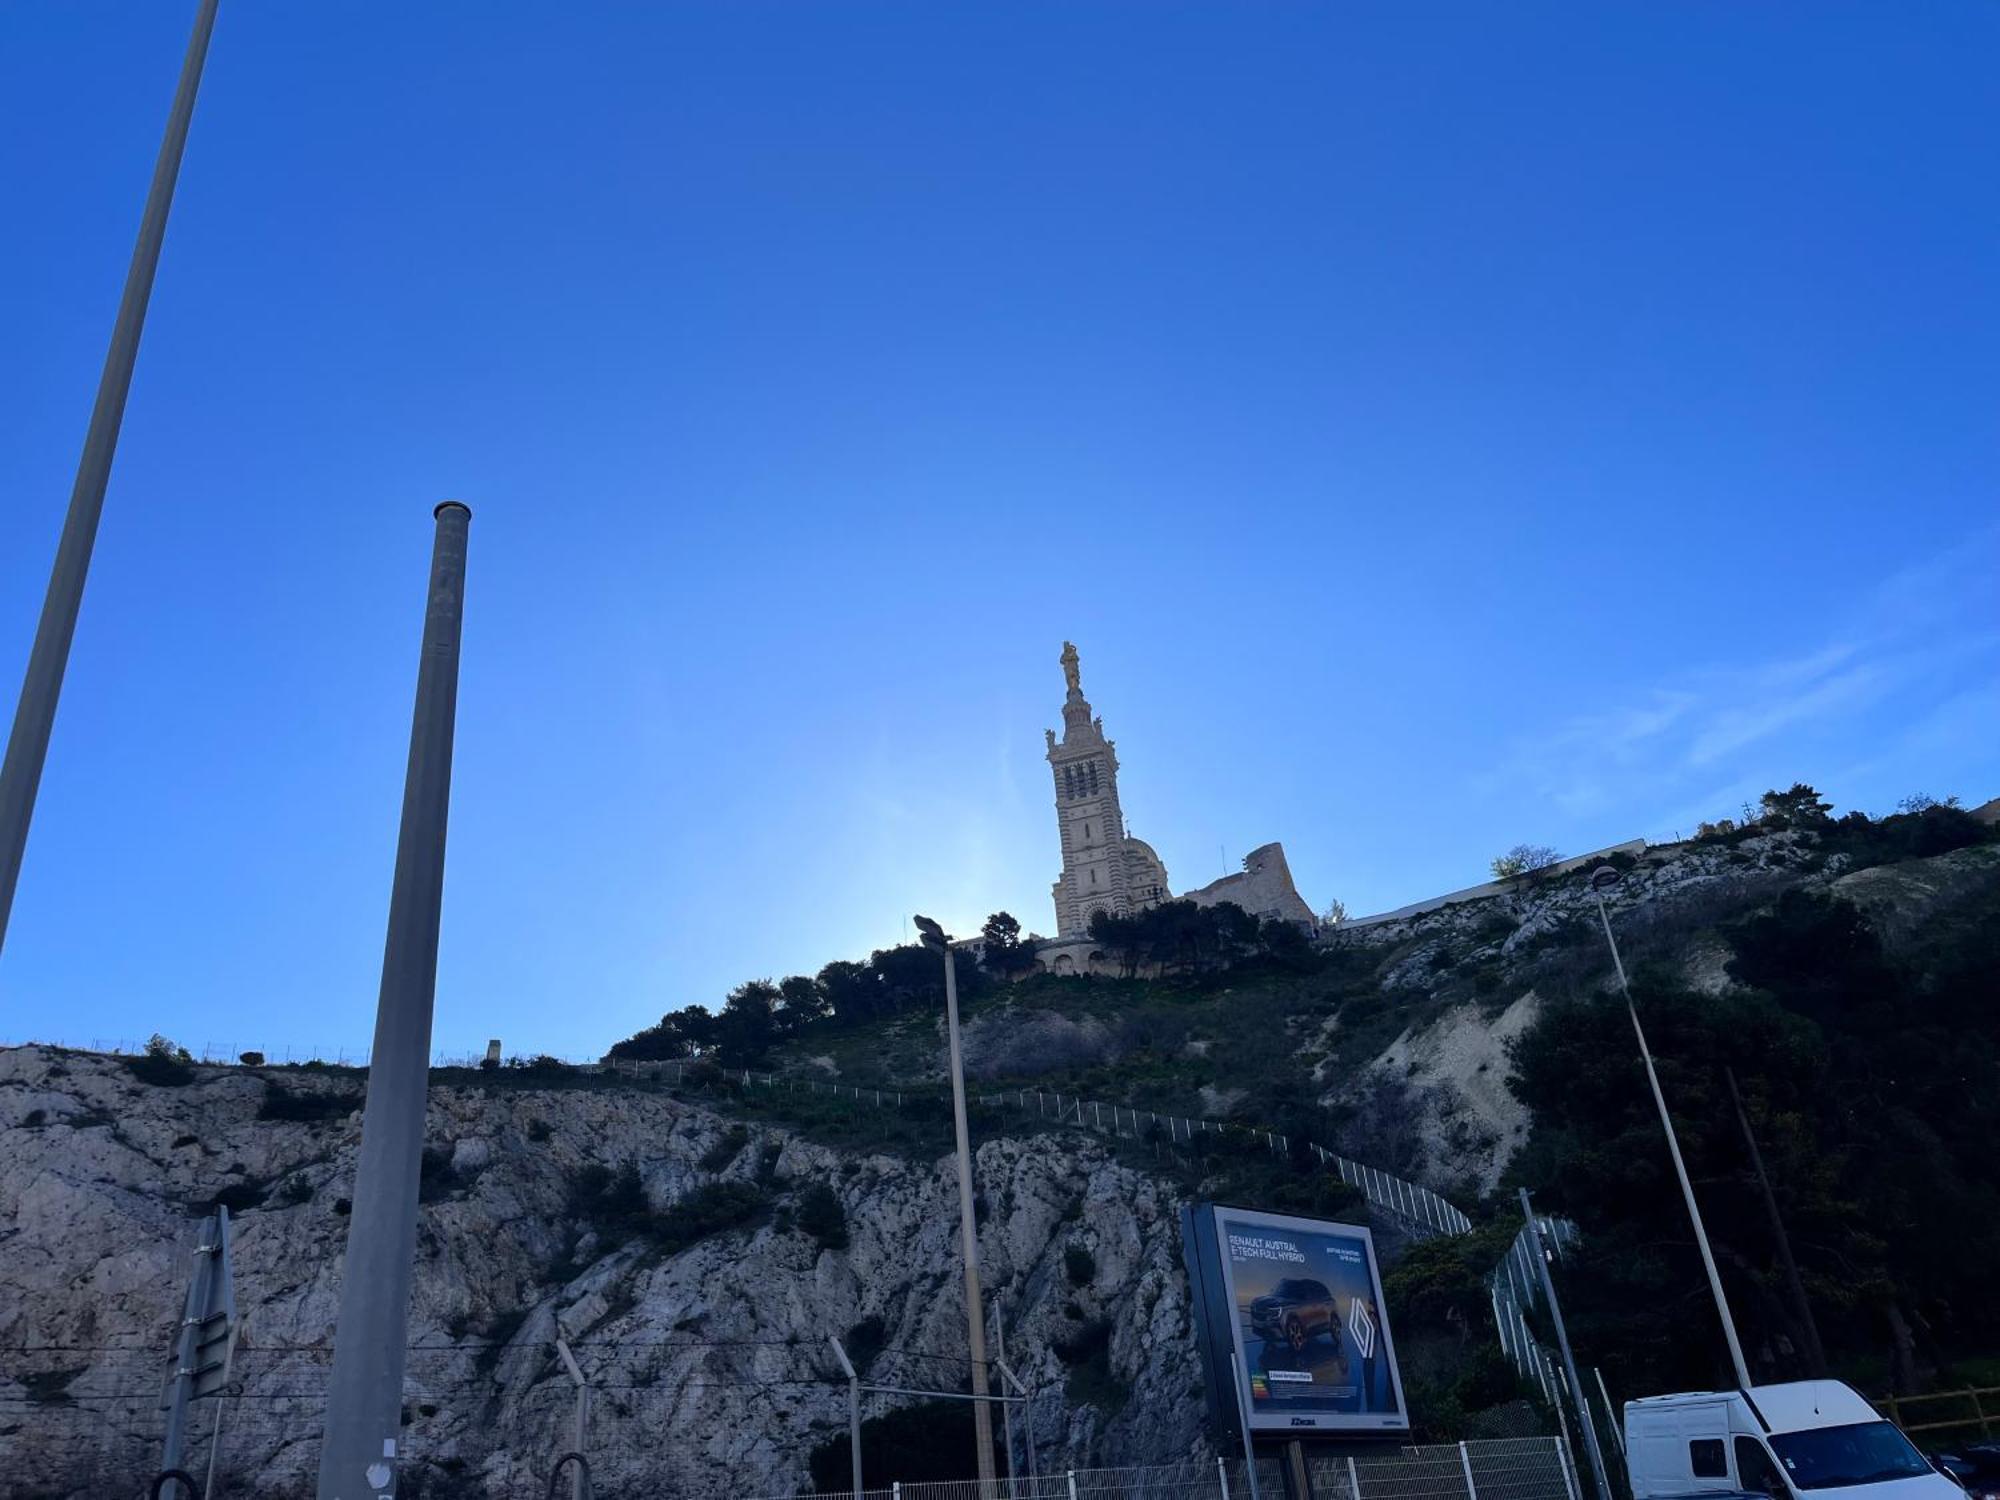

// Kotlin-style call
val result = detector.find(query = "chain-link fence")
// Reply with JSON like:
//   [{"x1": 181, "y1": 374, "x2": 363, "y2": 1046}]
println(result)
[{"x1": 751, "y1": 1443, "x2": 1580, "y2": 1500}]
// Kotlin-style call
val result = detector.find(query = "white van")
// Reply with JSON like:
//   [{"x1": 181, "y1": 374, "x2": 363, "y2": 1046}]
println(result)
[{"x1": 1625, "y1": 1380, "x2": 1959, "y2": 1500}]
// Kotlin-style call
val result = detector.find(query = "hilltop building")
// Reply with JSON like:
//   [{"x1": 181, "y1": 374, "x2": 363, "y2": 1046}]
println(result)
[{"x1": 1038, "y1": 642, "x2": 1316, "y2": 974}]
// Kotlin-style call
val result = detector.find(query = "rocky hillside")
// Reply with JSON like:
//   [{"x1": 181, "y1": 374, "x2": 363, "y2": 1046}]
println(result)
[
  {"x1": 1323, "y1": 830, "x2": 2000, "y2": 1195},
  {"x1": 9, "y1": 802, "x2": 1995, "y2": 1493},
  {"x1": 1, "y1": 1048, "x2": 1205, "y2": 1500}
]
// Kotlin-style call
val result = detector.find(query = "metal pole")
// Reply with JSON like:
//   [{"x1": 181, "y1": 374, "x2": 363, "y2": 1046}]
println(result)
[
  {"x1": 201, "y1": 1306, "x2": 250, "y2": 1500},
  {"x1": 995, "y1": 1302, "x2": 1018, "y2": 1487},
  {"x1": 161, "y1": 1210, "x2": 221, "y2": 1475},
  {"x1": 1724, "y1": 1066, "x2": 1826, "y2": 1376},
  {"x1": 0, "y1": 0, "x2": 220, "y2": 958},
  {"x1": 1235, "y1": 1351, "x2": 1264, "y2": 1500},
  {"x1": 316, "y1": 502, "x2": 472, "y2": 1499},
  {"x1": 1521, "y1": 1191, "x2": 1612, "y2": 1500},
  {"x1": 556, "y1": 1339, "x2": 589, "y2": 1500},
  {"x1": 997, "y1": 1359, "x2": 1037, "y2": 1481},
  {"x1": 940, "y1": 944, "x2": 997, "y2": 1489},
  {"x1": 831, "y1": 1336, "x2": 863, "y2": 1500},
  {"x1": 1593, "y1": 885, "x2": 1753, "y2": 1391},
  {"x1": 1593, "y1": 1367, "x2": 1625, "y2": 1457}
]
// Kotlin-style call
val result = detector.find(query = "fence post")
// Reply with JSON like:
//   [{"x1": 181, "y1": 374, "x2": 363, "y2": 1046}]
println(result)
[
  {"x1": 1347, "y1": 1456, "x2": 1361, "y2": 1500},
  {"x1": 1458, "y1": 1441, "x2": 1478, "y2": 1500},
  {"x1": 1555, "y1": 1436, "x2": 1581, "y2": 1500},
  {"x1": 1218, "y1": 1455, "x2": 1231, "y2": 1500},
  {"x1": 1068, "y1": 1471, "x2": 1079, "y2": 1500}
]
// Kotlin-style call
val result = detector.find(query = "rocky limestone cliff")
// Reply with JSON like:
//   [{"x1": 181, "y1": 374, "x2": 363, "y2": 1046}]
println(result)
[
  {"x1": 1, "y1": 1047, "x2": 1206, "y2": 1499},
  {"x1": 1317, "y1": 836, "x2": 2000, "y2": 1194}
]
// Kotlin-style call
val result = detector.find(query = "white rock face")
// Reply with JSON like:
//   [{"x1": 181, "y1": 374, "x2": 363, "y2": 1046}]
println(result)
[
  {"x1": 1317, "y1": 830, "x2": 1841, "y2": 1192},
  {"x1": 0, "y1": 1048, "x2": 1205, "y2": 1499},
  {"x1": 1350, "y1": 994, "x2": 1540, "y2": 1194}
]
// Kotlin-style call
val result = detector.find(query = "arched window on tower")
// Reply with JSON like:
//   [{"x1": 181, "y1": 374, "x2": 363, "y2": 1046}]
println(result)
[{"x1": 1087, "y1": 761, "x2": 1100, "y2": 794}]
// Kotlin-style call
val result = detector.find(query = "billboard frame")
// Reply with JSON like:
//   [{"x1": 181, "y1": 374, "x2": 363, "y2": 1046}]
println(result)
[{"x1": 1182, "y1": 1201, "x2": 1410, "y2": 1443}]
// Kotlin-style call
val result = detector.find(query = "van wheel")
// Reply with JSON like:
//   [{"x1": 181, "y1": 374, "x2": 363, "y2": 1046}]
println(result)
[{"x1": 1285, "y1": 1316, "x2": 1307, "y2": 1352}]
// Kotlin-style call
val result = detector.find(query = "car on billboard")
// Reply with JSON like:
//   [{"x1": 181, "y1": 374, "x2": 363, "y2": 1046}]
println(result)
[
  {"x1": 1180, "y1": 1202, "x2": 1408, "y2": 1440},
  {"x1": 1248, "y1": 1277, "x2": 1347, "y2": 1364}
]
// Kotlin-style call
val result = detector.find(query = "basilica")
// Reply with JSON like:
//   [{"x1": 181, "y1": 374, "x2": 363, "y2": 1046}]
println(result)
[{"x1": 1037, "y1": 642, "x2": 1316, "y2": 973}]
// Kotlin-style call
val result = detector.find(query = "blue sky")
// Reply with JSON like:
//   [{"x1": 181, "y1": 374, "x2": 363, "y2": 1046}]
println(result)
[{"x1": 2, "y1": 3, "x2": 1994, "y2": 1059}]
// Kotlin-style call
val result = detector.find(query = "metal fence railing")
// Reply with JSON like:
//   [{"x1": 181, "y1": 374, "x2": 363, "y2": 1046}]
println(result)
[
  {"x1": 601, "y1": 1059, "x2": 1474, "y2": 1241},
  {"x1": 749, "y1": 1443, "x2": 1581, "y2": 1500}
]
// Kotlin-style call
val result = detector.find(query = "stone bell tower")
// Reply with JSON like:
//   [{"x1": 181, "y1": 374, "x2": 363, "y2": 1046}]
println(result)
[{"x1": 1046, "y1": 642, "x2": 1169, "y2": 938}]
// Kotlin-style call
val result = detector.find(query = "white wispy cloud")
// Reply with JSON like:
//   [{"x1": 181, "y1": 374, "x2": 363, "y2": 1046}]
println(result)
[{"x1": 1487, "y1": 525, "x2": 2000, "y2": 836}]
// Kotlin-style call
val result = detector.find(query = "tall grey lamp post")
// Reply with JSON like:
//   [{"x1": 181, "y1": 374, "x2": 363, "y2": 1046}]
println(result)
[
  {"x1": 0, "y1": 0, "x2": 220, "y2": 960},
  {"x1": 913, "y1": 915, "x2": 997, "y2": 1491},
  {"x1": 1587, "y1": 866, "x2": 1752, "y2": 1390},
  {"x1": 317, "y1": 503, "x2": 472, "y2": 1499}
]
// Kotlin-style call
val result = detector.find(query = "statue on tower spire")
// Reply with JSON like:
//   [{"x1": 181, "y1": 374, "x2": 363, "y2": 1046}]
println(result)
[{"x1": 1061, "y1": 640, "x2": 1082, "y2": 696}]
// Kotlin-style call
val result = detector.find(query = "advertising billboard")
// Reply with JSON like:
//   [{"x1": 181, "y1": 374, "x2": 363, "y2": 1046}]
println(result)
[{"x1": 1183, "y1": 1203, "x2": 1408, "y2": 1439}]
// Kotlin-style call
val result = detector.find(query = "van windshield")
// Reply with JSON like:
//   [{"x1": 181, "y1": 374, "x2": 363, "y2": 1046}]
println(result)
[{"x1": 1768, "y1": 1422, "x2": 1932, "y2": 1490}]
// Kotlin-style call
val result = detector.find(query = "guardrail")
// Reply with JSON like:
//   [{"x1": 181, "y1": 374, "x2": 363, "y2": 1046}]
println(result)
[{"x1": 1876, "y1": 1386, "x2": 1998, "y2": 1439}]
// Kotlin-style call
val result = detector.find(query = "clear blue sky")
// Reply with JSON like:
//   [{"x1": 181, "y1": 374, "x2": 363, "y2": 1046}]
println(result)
[{"x1": 3, "y1": 3, "x2": 1994, "y2": 1058}]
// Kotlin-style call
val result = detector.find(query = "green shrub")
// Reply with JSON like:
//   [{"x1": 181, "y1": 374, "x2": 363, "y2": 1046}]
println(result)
[
  {"x1": 653, "y1": 1180, "x2": 770, "y2": 1255},
  {"x1": 418, "y1": 1146, "x2": 462, "y2": 1202},
  {"x1": 794, "y1": 1182, "x2": 848, "y2": 1251},
  {"x1": 807, "y1": 1398, "x2": 1005, "y2": 1490},
  {"x1": 567, "y1": 1161, "x2": 651, "y2": 1240},
  {"x1": 843, "y1": 1315, "x2": 886, "y2": 1376},
  {"x1": 280, "y1": 1174, "x2": 314, "y2": 1205},
  {"x1": 1063, "y1": 1244, "x2": 1096, "y2": 1287},
  {"x1": 206, "y1": 1179, "x2": 269, "y2": 1215},
  {"x1": 699, "y1": 1125, "x2": 749, "y2": 1172},
  {"x1": 258, "y1": 1082, "x2": 357, "y2": 1122},
  {"x1": 526, "y1": 1118, "x2": 553, "y2": 1143},
  {"x1": 22, "y1": 1367, "x2": 83, "y2": 1406},
  {"x1": 238, "y1": 1051, "x2": 266, "y2": 1067},
  {"x1": 126, "y1": 1034, "x2": 196, "y2": 1087},
  {"x1": 1055, "y1": 1319, "x2": 1128, "y2": 1415}
]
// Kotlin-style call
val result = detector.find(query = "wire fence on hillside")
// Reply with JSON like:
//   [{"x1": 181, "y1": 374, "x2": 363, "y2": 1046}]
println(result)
[{"x1": 592, "y1": 1057, "x2": 1472, "y2": 1239}]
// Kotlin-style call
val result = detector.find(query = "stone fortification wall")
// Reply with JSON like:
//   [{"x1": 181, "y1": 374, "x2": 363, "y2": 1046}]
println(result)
[{"x1": 1180, "y1": 841, "x2": 1316, "y2": 928}]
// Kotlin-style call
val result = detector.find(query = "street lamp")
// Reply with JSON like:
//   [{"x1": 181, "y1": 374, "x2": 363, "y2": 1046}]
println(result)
[
  {"x1": 914, "y1": 914, "x2": 997, "y2": 1490},
  {"x1": 1587, "y1": 866, "x2": 1752, "y2": 1390}
]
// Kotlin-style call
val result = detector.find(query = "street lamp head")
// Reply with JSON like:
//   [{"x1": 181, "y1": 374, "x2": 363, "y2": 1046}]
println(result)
[
  {"x1": 913, "y1": 914, "x2": 949, "y2": 951},
  {"x1": 1588, "y1": 866, "x2": 1622, "y2": 892}
]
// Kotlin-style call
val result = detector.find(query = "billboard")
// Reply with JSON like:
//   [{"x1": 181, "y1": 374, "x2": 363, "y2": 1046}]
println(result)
[{"x1": 1183, "y1": 1203, "x2": 1408, "y2": 1439}]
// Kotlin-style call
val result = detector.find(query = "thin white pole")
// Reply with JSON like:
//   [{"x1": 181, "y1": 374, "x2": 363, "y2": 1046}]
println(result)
[
  {"x1": 1594, "y1": 887, "x2": 1752, "y2": 1389},
  {"x1": 1595, "y1": 1367, "x2": 1625, "y2": 1455},
  {"x1": 938, "y1": 942, "x2": 996, "y2": 1490},
  {"x1": 0, "y1": 0, "x2": 221, "y2": 957},
  {"x1": 316, "y1": 505, "x2": 473, "y2": 1499}
]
